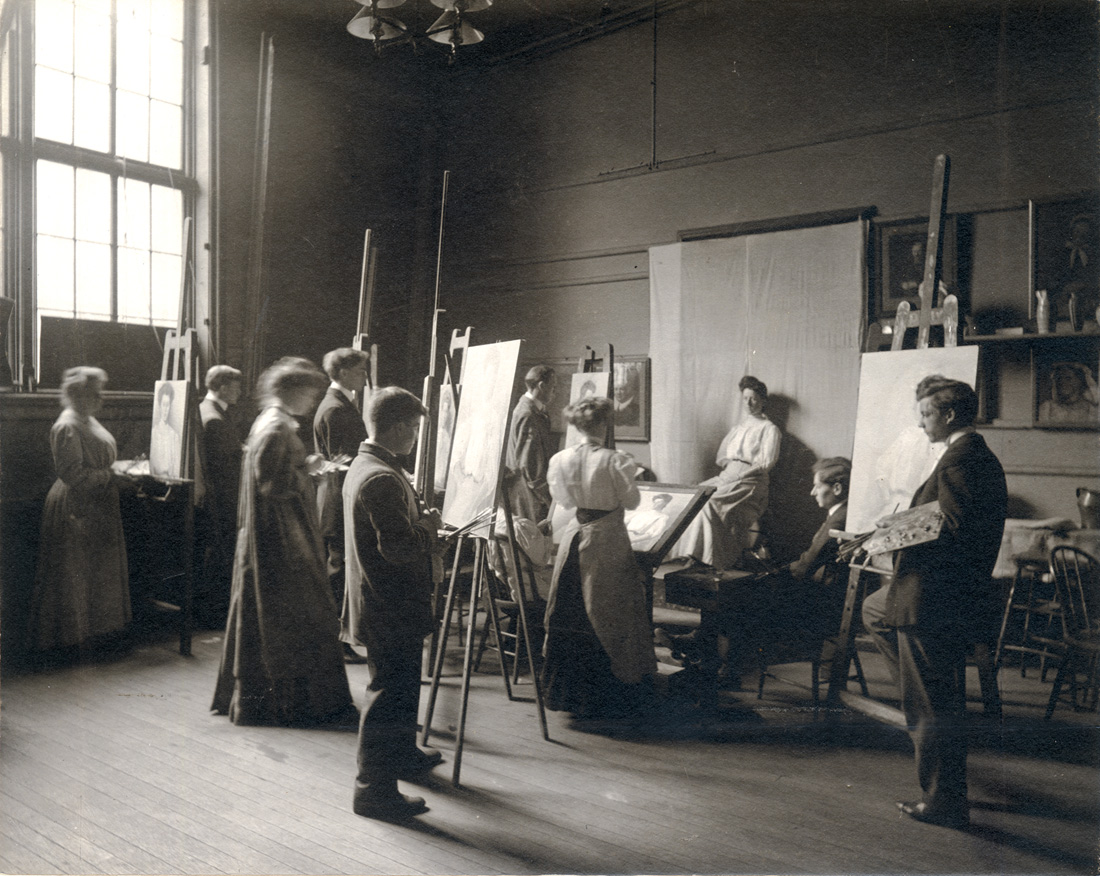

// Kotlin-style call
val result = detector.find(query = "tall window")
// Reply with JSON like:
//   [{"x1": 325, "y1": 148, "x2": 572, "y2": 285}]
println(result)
[{"x1": 33, "y1": 0, "x2": 188, "y2": 328}]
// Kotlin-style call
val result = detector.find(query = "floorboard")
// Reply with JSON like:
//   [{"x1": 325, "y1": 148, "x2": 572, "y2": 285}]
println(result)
[{"x1": 2, "y1": 623, "x2": 1097, "y2": 875}]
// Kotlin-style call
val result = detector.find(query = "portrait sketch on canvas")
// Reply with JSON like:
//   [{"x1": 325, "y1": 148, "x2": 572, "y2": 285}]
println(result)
[{"x1": 149, "y1": 379, "x2": 189, "y2": 479}]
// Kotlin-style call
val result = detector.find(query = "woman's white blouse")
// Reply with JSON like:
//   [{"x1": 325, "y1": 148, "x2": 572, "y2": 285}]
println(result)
[
  {"x1": 715, "y1": 415, "x2": 781, "y2": 478},
  {"x1": 548, "y1": 441, "x2": 640, "y2": 512}
]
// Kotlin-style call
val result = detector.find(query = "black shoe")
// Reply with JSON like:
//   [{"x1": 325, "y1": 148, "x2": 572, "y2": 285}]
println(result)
[
  {"x1": 353, "y1": 788, "x2": 428, "y2": 820},
  {"x1": 398, "y1": 747, "x2": 443, "y2": 777},
  {"x1": 343, "y1": 643, "x2": 369, "y2": 664},
  {"x1": 897, "y1": 800, "x2": 969, "y2": 829}
]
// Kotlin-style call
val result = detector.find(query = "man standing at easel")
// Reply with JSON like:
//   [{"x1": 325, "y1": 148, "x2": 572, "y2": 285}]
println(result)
[
  {"x1": 863, "y1": 376, "x2": 1006, "y2": 829},
  {"x1": 505, "y1": 365, "x2": 557, "y2": 524},
  {"x1": 345, "y1": 387, "x2": 443, "y2": 819},
  {"x1": 314, "y1": 347, "x2": 371, "y2": 664}
]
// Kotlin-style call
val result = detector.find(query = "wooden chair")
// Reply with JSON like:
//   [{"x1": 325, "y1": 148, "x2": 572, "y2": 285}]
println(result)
[
  {"x1": 994, "y1": 557, "x2": 1065, "y2": 679},
  {"x1": 1044, "y1": 546, "x2": 1100, "y2": 719},
  {"x1": 756, "y1": 562, "x2": 867, "y2": 709}
]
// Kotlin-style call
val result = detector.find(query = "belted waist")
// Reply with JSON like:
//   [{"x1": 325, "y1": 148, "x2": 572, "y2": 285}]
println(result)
[{"x1": 576, "y1": 507, "x2": 613, "y2": 524}]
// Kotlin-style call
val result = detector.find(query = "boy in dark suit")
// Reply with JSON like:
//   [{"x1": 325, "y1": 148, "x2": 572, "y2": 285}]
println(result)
[
  {"x1": 345, "y1": 387, "x2": 443, "y2": 820},
  {"x1": 314, "y1": 347, "x2": 371, "y2": 663}
]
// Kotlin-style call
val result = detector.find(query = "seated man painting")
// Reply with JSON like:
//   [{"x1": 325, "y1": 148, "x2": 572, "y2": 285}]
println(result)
[{"x1": 667, "y1": 457, "x2": 851, "y2": 691}]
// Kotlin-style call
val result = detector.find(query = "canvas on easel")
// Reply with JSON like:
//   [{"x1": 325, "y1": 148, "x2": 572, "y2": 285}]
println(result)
[
  {"x1": 846, "y1": 346, "x2": 978, "y2": 534},
  {"x1": 150, "y1": 379, "x2": 190, "y2": 480},
  {"x1": 563, "y1": 370, "x2": 611, "y2": 447},
  {"x1": 442, "y1": 340, "x2": 523, "y2": 532}
]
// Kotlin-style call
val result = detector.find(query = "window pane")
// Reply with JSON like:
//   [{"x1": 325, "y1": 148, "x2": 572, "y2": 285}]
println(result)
[
  {"x1": 36, "y1": 161, "x2": 74, "y2": 237},
  {"x1": 149, "y1": 100, "x2": 181, "y2": 168},
  {"x1": 116, "y1": 20, "x2": 150, "y2": 96},
  {"x1": 75, "y1": 240, "x2": 111, "y2": 320},
  {"x1": 150, "y1": 0, "x2": 183, "y2": 40},
  {"x1": 34, "y1": 66, "x2": 74, "y2": 143},
  {"x1": 151, "y1": 252, "x2": 180, "y2": 324},
  {"x1": 116, "y1": 90, "x2": 149, "y2": 162},
  {"x1": 35, "y1": 0, "x2": 74, "y2": 73},
  {"x1": 150, "y1": 35, "x2": 182, "y2": 104},
  {"x1": 75, "y1": 168, "x2": 111, "y2": 244},
  {"x1": 73, "y1": 77, "x2": 110, "y2": 152},
  {"x1": 118, "y1": 246, "x2": 150, "y2": 322},
  {"x1": 150, "y1": 185, "x2": 182, "y2": 254},
  {"x1": 36, "y1": 235, "x2": 75, "y2": 315},
  {"x1": 118, "y1": 177, "x2": 150, "y2": 249},
  {"x1": 74, "y1": 7, "x2": 111, "y2": 83}
]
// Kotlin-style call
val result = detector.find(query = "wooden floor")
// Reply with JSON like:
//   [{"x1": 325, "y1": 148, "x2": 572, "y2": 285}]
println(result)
[{"x1": 1, "y1": 618, "x2": 1097, "y2": 876}]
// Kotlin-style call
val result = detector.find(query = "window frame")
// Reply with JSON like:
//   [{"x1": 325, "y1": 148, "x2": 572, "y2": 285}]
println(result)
[{"x1": 1, "y1": 0, "x2": 207, "y2": 389}]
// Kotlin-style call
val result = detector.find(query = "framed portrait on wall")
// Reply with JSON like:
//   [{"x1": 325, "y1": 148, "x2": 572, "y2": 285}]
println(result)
[
  {"x1": 876, "y1": 217, "x2": 957, "y2": 319},
  {"x1": 612, "y1": 355, "x2": 650, "y2": 441},
  {"x1": 1034, "y1": 341, "x2": 1100, "y2": 429},
  {"x1": 1031, "y1": 193, "x2": 1099, "y2": 327}
]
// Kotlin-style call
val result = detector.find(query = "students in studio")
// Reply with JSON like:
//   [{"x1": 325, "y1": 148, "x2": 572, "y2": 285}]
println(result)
[
  {"x1": 197, "y1": 364, "x2": 244, "y2": 628},
  {"x1": 314, "y1": 347, "x2": 372, "y2": 664},
  {"x1": 29, "y1": 367, "x2": 132, "y2": 658},
  {"x1": 672, "y1": 375, "x2": 782, "y2": 570},
  {"x1": 344, "y1": 387, "x2": 444, "y2": 820},
  {"x1": 542, "y1": 396, "x2": 656, "y2": 719},
  {"x1": 861, "y1": 376, "x2": 1006, "y2": 829},
  {"x1": 211, "y1": 357, "x2": 356, "y2": 728}
]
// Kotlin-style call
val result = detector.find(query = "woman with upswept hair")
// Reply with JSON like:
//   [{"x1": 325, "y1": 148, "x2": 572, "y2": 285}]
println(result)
[
  {"x1": 212, "y1": 357, "x2": 355, "y2": 727},
  {"x1": 542, "y1": 396, "x2": 656, "y2": 719}
]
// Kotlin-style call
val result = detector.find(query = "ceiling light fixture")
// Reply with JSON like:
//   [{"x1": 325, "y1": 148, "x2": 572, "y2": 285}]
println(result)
[{"x1": 347, "y1": 0, "x2": 493, "y2": 62}]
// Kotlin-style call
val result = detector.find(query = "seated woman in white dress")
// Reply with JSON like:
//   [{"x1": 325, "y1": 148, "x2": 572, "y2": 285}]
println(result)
[
  {"x1": 674, "y1": 375, "x2": 782, "y2": 569},
  {"x1": 542, "y1": 396, "x2": 657, "y2": 719}
]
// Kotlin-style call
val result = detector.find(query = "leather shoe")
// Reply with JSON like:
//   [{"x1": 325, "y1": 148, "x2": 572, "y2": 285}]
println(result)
[
  {"x1": 897, "y1": 800, "x2": 969, "y2": 829},
  {"x1": 398, "y1": 747, "x2": 443, "y2": 777},
  {"x1": 342, "y1": 643, "x2": 369, "y2": 665},
  {"x1": 353, "y1": 788, "x2": 428, "y2": 820}
]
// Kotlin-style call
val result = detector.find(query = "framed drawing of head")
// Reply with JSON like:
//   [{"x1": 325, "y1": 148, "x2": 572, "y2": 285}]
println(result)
[
  {"x1": 613, "y1": 356, "x2": 650, "y2": 441},
  {"x1": 150, "y1": 379, "x2": 189, "y2": 479},
  {"x1": 1034, "y1": 342, "x2": 1099, "y2": 429}
]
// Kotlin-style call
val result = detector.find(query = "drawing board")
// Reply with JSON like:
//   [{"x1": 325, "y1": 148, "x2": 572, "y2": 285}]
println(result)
[
  {"x1": 149, "y1": 379, "x2": 190, "y2": 479},
  {"x1": 442, "y1": 340, "x2": 523, "y2": 532},
  {"x1": 847, "y1": 347, "x2": 979, "y2": 533}
]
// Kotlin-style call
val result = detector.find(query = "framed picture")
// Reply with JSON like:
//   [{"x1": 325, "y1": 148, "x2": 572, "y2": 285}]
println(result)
[
  {"x1": 1031, "y1": 193, "x2": 1099, "y2": 327},
  {"x1": 612, "y1": 355, "x2": 651, "y2": 441},
  {"x1": 1034, "y1": 341, "x2": 1100, "y2": 429},
  {"x1": 149, "y1": 379, "x2": 190, "y2": 479},
  {"x1": 876, "y1": 217, "x2": 957, "y2": 318}
]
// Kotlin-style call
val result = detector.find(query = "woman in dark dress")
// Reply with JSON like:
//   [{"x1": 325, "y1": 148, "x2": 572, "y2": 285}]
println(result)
[
  {"x1": 212, "y1": 357, "x2": 355, "y2": 726},
  {"x1": 542, "y1": 397, "x2": 656, "y2": 719},
  {"x1": 30, "y1": 367, "x2": 131, "y2": 654}
]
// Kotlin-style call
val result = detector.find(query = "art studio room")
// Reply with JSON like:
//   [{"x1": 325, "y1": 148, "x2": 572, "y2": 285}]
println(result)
[{"x1": 0, "y1": 0, "x2": 1098, "y2": 873}]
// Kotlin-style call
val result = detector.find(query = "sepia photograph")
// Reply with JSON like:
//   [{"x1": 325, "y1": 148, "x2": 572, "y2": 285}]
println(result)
[{"x1": 2, "y1": 2, "x2": 1098, "y2": 875}]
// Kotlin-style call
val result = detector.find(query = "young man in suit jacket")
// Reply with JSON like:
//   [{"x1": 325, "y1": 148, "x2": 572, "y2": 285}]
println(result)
[
  {"x1": 863, "y1": 376, "x2": 1006, "y2": 829},
  {"x1": 345, "y1": 386, "x2": 444, "y2": 820},
  {"x1": 197, "y1": 365, "x2": 244, "y2": 627},
  {"x1": 504, "y1": 364, "x2": 557, "y2": 523},
  {"x1": 314, "y1": 347, "x2": 371, "y2": 663}
]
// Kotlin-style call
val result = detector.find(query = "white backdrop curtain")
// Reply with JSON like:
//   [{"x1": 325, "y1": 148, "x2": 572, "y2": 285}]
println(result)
[{"x1": 649, "y1": 220, "x2": 866, "y2": 551}]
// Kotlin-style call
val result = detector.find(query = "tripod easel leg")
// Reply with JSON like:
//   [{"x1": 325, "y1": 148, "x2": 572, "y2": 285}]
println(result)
[
  {"x1": 421, "y1": 535, "x2": 465, "y2": 748},
  {"x1": 451, "y1": 538, "x2": 486, "y2": 786}
]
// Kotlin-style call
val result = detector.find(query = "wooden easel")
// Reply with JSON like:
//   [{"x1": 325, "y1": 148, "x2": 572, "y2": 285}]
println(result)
[
  {"x1": 578, "y1": 344, "x2": 616, "y2": 449},
  {"x1": 825, "y1": 155, "x2": 999, "y2": 722},
  {"x1": 420, "y1": 476, "x2": 550, "y2": 788},
  {"x1": 152, "y1": 216, "x2": 200, "y2": 656},
  {"x1": 352, "y1": 228, "x2": 380, "y2": 410}
]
